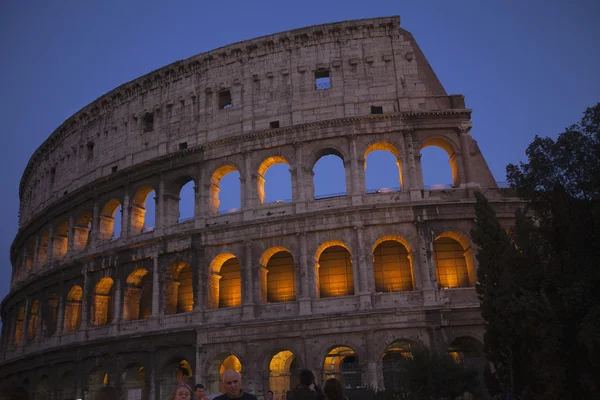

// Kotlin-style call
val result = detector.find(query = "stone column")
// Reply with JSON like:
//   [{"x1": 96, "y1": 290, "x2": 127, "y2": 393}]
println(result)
[
  {"x1": 66, "y1": 215, "x2": 75, "y2": 255},
  {"x1": 354, "y1": 225, "x2": 372, "y2": 310},
  {"x1": 152, "y1": 254, "x2": 161, "y2": 318},
  {"x1": 79, "y1": 266, "x2": 89, "y2": 330},
  {"x1": 34, "y1": 303, "x2": 43, "y2": 344},
  {"x1": 242, "y1": 151, "x2": 254, "y2": 219},
  {"x1": 46, "y1": 225, "x2": 54, "y2": 263},
  {"x1": 293, "y1": 141, "x2": 307, "y2": 212},
  {"x1": 32, "y1": 234, "x2": 40, "y2": 272},
  {"x1": 242, "y1": 240, "x2": 255, "y2": 320},
  {"x1": 458, "y1": 123, "x2": 474, "y2": 185},
  {"x1": 404, "y1": 129, "x2": 419, "y2": 189},
  {"x1": 416, "y1": 225, "x2": 437, "y2": 306},
  {"x1": 194, "y1": 167, "x2": 205, "y2": 228},
  {"x1": 90, "y1": 201, "x2": 100, "y2": 250},
  {"x1": 113, "y1": 279, "x2": 122, "y2": 327},
  {"x1": 155, "y1": 174, "x2": 165, "y2": 234},
  {"x1": 121, "y1": 191, "x2": 130, "y2": 238},
  {"x1": 20, "y1": 298, "x2": 30, "y2": 346},
  {"x1": 208, "y1": 273, "x2": 221, "y2": 310},
  {"x1": 348, "y1": 134, "x2": 360, "y2": 196},
  {"x1": 54, "y1": 294, "x2": 64, "y2": 337},
  {"x1": 365, "y1": 332, "x2": 379, "y2": 391}
]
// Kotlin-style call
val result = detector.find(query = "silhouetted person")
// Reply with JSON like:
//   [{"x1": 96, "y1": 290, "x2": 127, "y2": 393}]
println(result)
[
  {"x1": 323, "y1": 379, "x2": 346, "y2": 400},
  {"x1": 287, "y1": 370, "x2": 324, "y2": 400}
]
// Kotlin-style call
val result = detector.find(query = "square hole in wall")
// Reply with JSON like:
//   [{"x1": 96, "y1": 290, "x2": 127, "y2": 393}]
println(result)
[
  {"x1": 142, "y1": 113, "x2": 154, "y2": 132},
  {"x1": 315, "y1": 70, "x2": 331, "y2": 90},
  {"x1": 269, "y1": 120, "x2": 280, "y2": 129},
  {"x1": 218, "y1": 90, "x2": 232, "y2": 109},
  {"x1": 111, "y1": 166, "x2": 118, "y2": 173},
  {"x1": 371, "y1": 105, "x2": 383, "y2": 115},
  {"x1": 179, "y1": 142, "x2": 188, "y2": 150},
  {"x1": 87, "y1": 142, "x2": 95, "y2": 160}
]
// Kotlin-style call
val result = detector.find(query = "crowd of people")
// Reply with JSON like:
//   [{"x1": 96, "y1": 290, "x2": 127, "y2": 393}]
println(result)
[{"x1": 0, "y1": 368, "x2": 346, "y2": 400}]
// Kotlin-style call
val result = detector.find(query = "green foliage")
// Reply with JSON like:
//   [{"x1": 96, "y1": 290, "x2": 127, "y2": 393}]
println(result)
[{"x1": 472, "y1": 103, "x2": 600, "y2": 399}]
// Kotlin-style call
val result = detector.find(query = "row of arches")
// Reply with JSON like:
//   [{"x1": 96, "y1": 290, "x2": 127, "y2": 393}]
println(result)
[
  {"x1": 8, "y1": 232, "x2": 473, "y2": 346},
  {"x1": 16, "y1": 137, "x2": 465, "y2": 281},
  {"x1": 16, "y1": 336, "x2": 484, "y2": 400}
]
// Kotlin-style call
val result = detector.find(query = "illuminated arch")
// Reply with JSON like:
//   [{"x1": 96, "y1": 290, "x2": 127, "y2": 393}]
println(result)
[
  {"x1": 131, "y1": 186, "x2": 156, "y2": 235},
  {"x1": 73, "y1": 210, "x2": 92, "y2": 252},
  {"x1": 448, "y1": 337, "x2": 485, "y2": 368},
  {"x1": 269, "y1": 350, "x2": 299, "y2": 398},
  {"x1": 164, "y1": 261, "x2": 193, "y2": 315},
  {"x1": 53, "y1": 220, "x2": 69, "y2": 259},
  {"x1": 175, "y1": 176, "x2": 195, "y2": 223},
  {"x1": 364, "y1": 141, "x2": 403, "y2": 191},
  {"x1": 124, "y1": 269, "x2": 152, "y2": 320},
  {"x1": 64, "y1": 285, "x2": 83, "y2": 332},
  {"x1": 92, "y1": 277, "x2": 114, "y2": 327},
  {"x1": 382, "y1": 340, "x2": 418, "y2": 392},
  {"x1": 27, "y1": 300, "x2": 40, "y2": 341},
  {"x1": 160, "y1": 359, "x2": 192, "y2": 400},
  {"x1": 315, "y1": 241, "x2": 354, "y2": 298},
  {"x1": 13, "y1": 306, "x2": 25, "y2": 345},
  {"x1": 210, "y1": 164, "x2": 241, "y2": 214},
  {"x1": 44, "y1": 293, "x2": 59, "y2": 337},
  {"x1": 372, "y1": 235, "x2": 415, "y2": 292},
  {"x1": 420, "y1": 136, "x2": 460, "y2": 187},
  {"x1": 99, "y1": 198, "x2": 121, "y2": 240},
  {"x1": 322, "y1": 346, "x2": 362, "y2": 391},
  {"x1": 38, "y1": 229, "x2": 50, "y2": 265},
  {"x1": 310, "y1": 147, "x2": 347, "y2": 169},
  {"x1": 312, "y1": 148, "x2": 347, "y2": 200},
  {"x1": 433, "y1": 231, "x2": 475, "y2": 288},
  {"x1": 259, "y1": 247, "x2": 296, "y2": 303},
  {"x1": 257, "y1": 156, "x2": 291, "y2": 205}
]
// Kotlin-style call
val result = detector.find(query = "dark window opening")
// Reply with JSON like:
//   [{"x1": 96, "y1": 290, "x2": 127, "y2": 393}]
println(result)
[
  {"x1": 111, "y1": 166, "x2": 118, "y2": 173},
  {"x1": 371, "y1": 106, "x2": 383, "y2": 115},
  {"x1": 142, "y1": 113, "x2": 154, "y2": 132},
  {"x1": 50, "y1": 168, "x2": 56, "y2": 186},
  {"x1": 87, "y1": 142, "x2": 95, "y2": 160},
  {"x1": 315, "y1": 70, "x2": 331, "y2": 90},
  {"x1": 218, "y1": 90, "x2": 232, "y2": 109},
  {"x1": 63, "y1": 191, "x2": 68, "y2": 196},
  {"x1": 269, "y1": 121, "x2": 280, "y2": 129},
  {"x1": 179, "y1": 142, "x2": 188, "y2": 150}
]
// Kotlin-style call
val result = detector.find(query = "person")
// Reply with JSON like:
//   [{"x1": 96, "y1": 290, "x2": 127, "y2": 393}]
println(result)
[
  {"x1": 169, "y1": 382, "x2": 194, "y2": 400},
  {"x1": 195, "y1": 384, "x2": 209, "y2": 400},
  {"x1": 214, "y1": 369, "x2": 257, "y2": 400},
  {"x1": 323, "y1": 379, "x2": 346, "y2": 400},
  {"x1": 266, "y1": 390, "x2": 274, "y2": 400},
  {"x1": 96, "y1": 386, "x2": 119, "y2": 400},
  {"x1": 287, "y1": 369, "x2": 324, "y2": 400}
]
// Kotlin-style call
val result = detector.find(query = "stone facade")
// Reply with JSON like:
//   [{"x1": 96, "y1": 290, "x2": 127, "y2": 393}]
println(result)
[{"x1": 1, "y1": 16, "x2": 521, "y2": 400}]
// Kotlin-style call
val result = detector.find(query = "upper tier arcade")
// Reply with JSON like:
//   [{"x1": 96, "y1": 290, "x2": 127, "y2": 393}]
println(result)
[{"x1": 19, "y1": 16, "x2": 460, "y2": 227}]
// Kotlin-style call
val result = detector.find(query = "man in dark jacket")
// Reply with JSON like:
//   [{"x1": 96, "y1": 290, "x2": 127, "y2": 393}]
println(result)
[
  {"x1": 286, "y1": 370, "x2": 324, "y2": 400},
  {"x1": 214, "y1": 370, "x2": 257, "y2": 400}
]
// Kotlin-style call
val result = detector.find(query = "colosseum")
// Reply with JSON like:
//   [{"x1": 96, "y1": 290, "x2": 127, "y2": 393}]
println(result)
[{"x1": 1, "y1": 16, "x2": 520, "y2": 400}]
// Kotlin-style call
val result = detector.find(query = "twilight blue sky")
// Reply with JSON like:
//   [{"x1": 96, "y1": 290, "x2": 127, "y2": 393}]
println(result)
[{"x1": 0, "y1": 0, "x2": 598, "y2": 306}]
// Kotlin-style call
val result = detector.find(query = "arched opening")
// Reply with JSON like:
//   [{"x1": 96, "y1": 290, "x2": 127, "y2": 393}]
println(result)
[
  {"x1": 123, "y1": 269, "x2": 152, "y2": 320},
  {"x1": 316, "y1": 242, "x2": 354, "y2": 298},
  {"x1": 313, "y1": 152, "x2": 346, "y2": 199},
  {"x1": 210, "y1": 165, "x2": 241, "y2": 214},
  {"x1": 165, "y1": 261, "x2": 194, "y2": 315},
  {"x1": 35, "y1": 375, "x2": 51, "y2": 400},
  {"x1": 73, "y1": 211, "x2": 92, "y2": 252},
  {"x1": 269, "y1": 350, "x2": 299, "y2": 399},
  {"x1": 64, "y1": 285, "x2": 83, "y2": 332},
  {"x1": 99, "y1": 199, "x2": 121, "y2": 240},
  {"x1": 420, "y1": 138, "x2": 459, "y2": 189},
  {"x1": 122, "y1": 363, "x2": 147, "y2": 400},
  {"x1": 219, "y1": 257, "x2": 242, "y2": 308},
  {"x1": 372, "y1": 237, "x2": 414, "y2": 292},
  {"x1": 209, "y1": 354, "x2": 242, "y2": 394},
  {"x1": 91, "y1": 277, "x2": 114, "y2": 327},
  {"x1": 160, "y1": 359, "x2": 192, "y2": 399},
  {"x1": 53, "y1": 220, "x2": 69, "y2": 259},
  {"x1": 87, "y1": 366, "x2": 111, "y2": 400},
  {"x1": 38, "y1": 229, "x2": 49, "y2": 265},
  {"x1": 13, "y1": 306, "x2": 25, "y2": 345},
  {"x1": 261, "y1": 249, "x2": 296, "y2": 303},
  {"x1": 60, "y1": 370, "x2": 76, "y2": 400},
  {"x1": 364, "y1": 143, "x2": 403, "y2": 193},
  {"x1": 27, "y1": 300, "x2": 39, "y2": 341},
  {"x1": 44, "y1": 293, "x2": 59, "y2": 337},
  {"x1": 433, "y1": 232, "x2": 474, "y2": 288},
  {"x1": 448, "y1": 337, "x2": 485, "y2": 369},
  {"x1": 323, "y1": 346, "x2": 362, "y2": 396},
  {"x1": 258, "y1": 156, "x2": 292, "y2": 204},
  {"x1": 178, "y1": 180, "x2": 195, "y2": 222},
  {"x1": 24, "y1": 239, "x2": 35, "y2": 272},
  {"x1": 382, "y1": 340, "x2": 416, "y2": 392},
  {"x1": 130, "y1": 186, "x2": 156, "y2": 235}
]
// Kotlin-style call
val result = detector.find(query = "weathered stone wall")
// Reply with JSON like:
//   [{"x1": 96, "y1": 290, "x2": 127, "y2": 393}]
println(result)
[{"x1": 1, "y1": 16, "x2": 521, "y2": 400}]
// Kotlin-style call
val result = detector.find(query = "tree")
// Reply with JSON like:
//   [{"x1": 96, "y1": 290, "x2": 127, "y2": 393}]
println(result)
[{"x1": 472, "y1": 103, "x2": 600, "y2": 399}]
